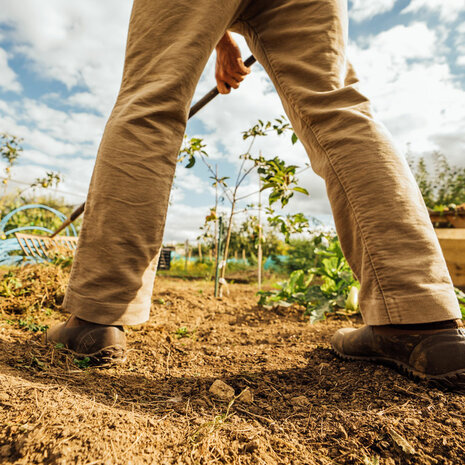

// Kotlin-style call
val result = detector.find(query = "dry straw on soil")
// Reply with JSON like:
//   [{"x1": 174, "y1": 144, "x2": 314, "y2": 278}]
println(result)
[{"x1": 1, "y1": 265, "x2": 465, "y2": 464}]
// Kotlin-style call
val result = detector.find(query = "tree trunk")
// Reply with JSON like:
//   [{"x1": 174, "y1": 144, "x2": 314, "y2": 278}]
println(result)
[{"x1": 219, "y1": 198, "x2": 236, "y2": 295}]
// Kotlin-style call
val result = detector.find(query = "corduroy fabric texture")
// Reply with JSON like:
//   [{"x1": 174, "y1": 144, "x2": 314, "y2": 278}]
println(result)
[{"x1": 63, "y1": 0, "x2": 461, "y2": 325}]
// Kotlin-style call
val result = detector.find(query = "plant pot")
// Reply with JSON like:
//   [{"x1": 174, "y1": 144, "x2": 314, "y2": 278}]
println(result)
[{"x1": 435, "y1": 228, "x2": 465, "y2": 289}]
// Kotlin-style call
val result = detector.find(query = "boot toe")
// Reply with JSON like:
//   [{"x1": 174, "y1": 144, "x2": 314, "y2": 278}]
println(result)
[
  {"x1": 331, "y1": 327, "x2": 356, "y2": 355},
  {"x1": 409, "y1": 329, "x2": 465, "y2": 378}
]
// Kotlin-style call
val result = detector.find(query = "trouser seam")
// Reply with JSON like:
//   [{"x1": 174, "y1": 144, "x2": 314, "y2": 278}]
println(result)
[{"x1": 241, "y1": 18, "x2": 391, "y2": 322}]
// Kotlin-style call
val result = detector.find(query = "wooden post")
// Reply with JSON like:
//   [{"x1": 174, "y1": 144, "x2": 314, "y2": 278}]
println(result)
[
  {"x1": 198, "y1": 242, "x2": 202, "y2": 261},
  {"x1": 184, "y1": 239, "x2": 189, "y2": 271},
  {"x1": 242, "y1": 249, "x2": 246, "y2": 262},
  {"x1": 257, "y1": 176, "x2": 263, "y2": 290},
  {"x1": 214, "y1": 217, "x2": 223, "y2": 298},
  {"x1": 214, "y1": 164, "x2": 218, "y2": 259}
]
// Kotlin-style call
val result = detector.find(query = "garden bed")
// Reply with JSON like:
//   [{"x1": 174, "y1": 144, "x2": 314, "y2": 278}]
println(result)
[
  {"x1": 0, "y1": 266, "x2": 465, "y2": 464},
  {"x1": 435, "y1": 229, "x2": 465, "y2": 289}
]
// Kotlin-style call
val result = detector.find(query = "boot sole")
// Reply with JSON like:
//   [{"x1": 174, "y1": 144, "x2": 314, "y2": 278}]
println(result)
[{"x1": 331, "y1": 346, "x2": 465, "y2": 390}]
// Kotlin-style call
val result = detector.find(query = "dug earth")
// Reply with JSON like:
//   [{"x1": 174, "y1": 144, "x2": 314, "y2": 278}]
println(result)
[{"x1": 0, "y1": 267, "x2": 464, "y2": 464}]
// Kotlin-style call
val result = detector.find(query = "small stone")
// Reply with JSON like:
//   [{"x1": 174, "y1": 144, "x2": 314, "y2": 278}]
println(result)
[
  {"x1": 209, "y1": 380, "x2": 235, "y2": 401},
  {"x1": 244, "y1": 440, "x2": 259, "y2": 453},
  {"x1": 290, "y1": 396, "x2": 309, "y2": 407},
  {"x1": 445, "y1": 418, "x2": 462, "y2": 427},
  {"x1": 239, "y1": 389, "x2": 254, "y2": 404},
  {"x1": 0, "y1": 444, "x2": 11, "y2": 456}
]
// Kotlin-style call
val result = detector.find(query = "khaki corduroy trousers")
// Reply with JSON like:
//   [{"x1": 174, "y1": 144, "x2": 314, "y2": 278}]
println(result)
[{"x1": 63, "y1": 0, "x2": 461, "y2": 326}]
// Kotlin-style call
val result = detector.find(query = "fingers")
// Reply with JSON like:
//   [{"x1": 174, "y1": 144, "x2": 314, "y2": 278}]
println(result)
[
  {"x1": 215, "y1": 55, "x2": 252, "y2": 94},
  {"x1": 224, "y1": 75, "x2": 240, "y2": 89},
  {"x1": 216, "y1": 69, "x2": 248, "y2": 94},
  {"x1": 216, "y1": 71, "x2": 241, "y2": 94},
  {"x1": 230, "y1": 72, "x2": 246, "y2": 82},
  {"x1": 217, "y1": 80, "x2": 231, "y2": 95},
  {"x1": 236, "y1": 57, "x2": 251, "y2": 75}
]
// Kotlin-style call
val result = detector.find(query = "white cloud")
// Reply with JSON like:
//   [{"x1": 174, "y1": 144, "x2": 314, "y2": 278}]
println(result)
[
  {"x1": 173, "y1": 166, "x2": 213, "y2": 195},
  {"x1": 0, "y1": 100, "x2": 103, "y2": 157},
  {"x1": 349, "y1": 0, "x2": 397, "y2": 22},
  {"x1": 0, "y1": 0, "x2": 131, "y2": 115},
  {"x1": 349, "y1": 22, "x2": 465, "y2": 166},
  {"x1": 402, "y1": 0, "x2": 465, "y2": 22},
  {"x1": 0, "y1": 47, "x2": 22, "y2": 92}
]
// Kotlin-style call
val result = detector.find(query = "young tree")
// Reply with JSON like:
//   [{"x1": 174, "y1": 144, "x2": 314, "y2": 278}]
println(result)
[{"x1": 179, "y1": 116, "x2": 310, "y2": 294}]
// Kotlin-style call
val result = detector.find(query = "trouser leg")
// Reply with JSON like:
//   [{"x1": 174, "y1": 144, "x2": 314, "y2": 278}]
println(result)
[
  {"x1": 63, "y1": 0, "x2": 249, "y2": 325},
  {"x1": 231, "y1": 0, "x2": 461, "y2": 324}
]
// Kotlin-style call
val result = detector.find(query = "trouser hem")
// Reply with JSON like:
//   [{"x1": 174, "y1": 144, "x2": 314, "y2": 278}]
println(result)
[
  {"x1": 62, "y1": 287, "x2": 151, "y2": 326},
  {"x1": 363, "y1": 289, "x2": 462, "y2": 325}
]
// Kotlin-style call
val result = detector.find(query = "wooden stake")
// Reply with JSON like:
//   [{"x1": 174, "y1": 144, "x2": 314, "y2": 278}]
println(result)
[
  {"x1": 258, "y1": 175, "x2": 263, "y2": 290},
  {"x1": 214, "y1": 217, "x2": 223, "y2": 298},
  {"x1": 185, "y1": 239, "x2": 189, "y2": 271}
]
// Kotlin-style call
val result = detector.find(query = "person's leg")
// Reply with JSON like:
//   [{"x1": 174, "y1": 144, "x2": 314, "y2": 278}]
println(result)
[
  {"x1": 230, "y1": 0, "x2": 465, "y2": 384},
  {"x1": 230, "y1": 0, "x2": 461, "y2": 326},
  {"x1": 60, "y1": 0, "x2": 249, "y2": 327}
]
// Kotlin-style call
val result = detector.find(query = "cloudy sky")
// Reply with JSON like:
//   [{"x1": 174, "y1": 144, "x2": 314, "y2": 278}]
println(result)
[{"x1": 0, "y1": 0, "x2": 464, "y2": 243}]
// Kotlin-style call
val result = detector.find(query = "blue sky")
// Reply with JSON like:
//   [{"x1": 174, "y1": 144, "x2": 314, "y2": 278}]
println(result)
[{"x1": 0, "y1": 0, "x2": 464, "y2": 242}]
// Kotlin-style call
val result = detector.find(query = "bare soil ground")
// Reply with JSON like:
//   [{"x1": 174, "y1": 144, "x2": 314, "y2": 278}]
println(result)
[{"x1": 1, "y1": 264, "x2": 465, "y2": 464}]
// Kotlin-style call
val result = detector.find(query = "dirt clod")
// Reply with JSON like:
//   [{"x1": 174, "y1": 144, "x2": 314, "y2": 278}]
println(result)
[
  {"x1": 290, "y1": 395, "x2": 309, "y2": 407},
  {"x1": 209, "y1": 379, "x2": 235, "y2": 401},
  {"x1": 239, "y1": 388, "x2": 254, "y2": 404}
]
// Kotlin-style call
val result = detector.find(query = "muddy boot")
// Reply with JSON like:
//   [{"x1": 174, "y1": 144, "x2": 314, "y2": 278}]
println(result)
[
  {"x1": 331, "y1": 321, "x2": 465, "y2": 388},
  {"x1": 43, "y1": 316, "x2": 127, "y2": 366}
]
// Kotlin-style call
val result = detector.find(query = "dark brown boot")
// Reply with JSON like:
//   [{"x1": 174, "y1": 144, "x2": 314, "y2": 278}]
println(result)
[
  {"x1": 43, "y1": 316, "x2": 127, "y2": 366},
  {"x1": 331, "y1": 324, "x2": 465, "y2": 388}
]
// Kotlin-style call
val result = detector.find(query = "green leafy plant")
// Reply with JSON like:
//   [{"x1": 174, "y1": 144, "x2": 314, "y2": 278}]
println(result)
[
  {"x1": 178, "y1": 137, "x2": 207, "y2": 169},
  {"x1": 456, "y1": 288, "x2": 465, "y2": 319},
  {"x1": 48, "y1": 251, "x2": 74, "y2": 269},
  {"x1": 17, "y1": 317, "x2": 48, "y2": 333},
  {"x1": 267, "y1": 212, "x2": 310, "y2": 243},
  {"x1": 408, "y1": 151, "x2": 465, "y2": 209},
  {"x1": 74, "y1": 357, "x2": 91, "y2": 369},
  {"x1": 0, "y1": 270, "x2": 25, "y2": 297},
  {"x1": 258, "y1": 235, "x2": 359, "y2": 323},
  {"x1": 0, "y1": 133, "x2": 23, "y2": 215},
  {"x1": 174, "y1": 326, "x2": 191, "y2": 338},
  {"x1": 250, "y1": 155, "x2": 309, "y2": 207},
  {"x1": 280, "y1": 234, "x2": 326, "y2": 274},
  {"x1": 30, "y1": 171, "x2": 63, "y2": 190},
  {"x1": 1, "y1": 134, "x2": 66, "y2": 223}
]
